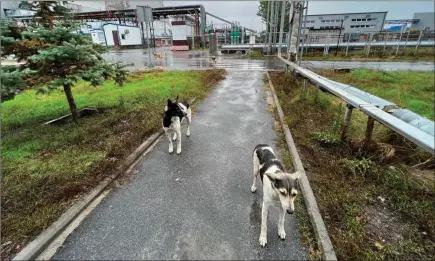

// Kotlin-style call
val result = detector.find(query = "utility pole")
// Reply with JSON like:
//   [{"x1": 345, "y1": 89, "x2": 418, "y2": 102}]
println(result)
[
  {"x1": 299, "y1": 1, "x2": 309, "y2": 63},
  {"x1": 267, "y1": 0, "x2": 275, "y2": 55},
  {"x1": 287, "y1": 1, "x2": 294, "y2": 60},
  {"x1": 265, "y1": 0, "x2": 271, "y2": 49},
  {"x1": 272, "y1": 1, "x2": 279, "y2": 50},
  {"x1": 289, "y1": 1, "x2": 303, "y2": 62},
  {"x1": 334, "y1": 19, "x2": 344, "y2": 56},
  {"x1": 278, "y1": 0, "x2": 286, "y2": 55}
]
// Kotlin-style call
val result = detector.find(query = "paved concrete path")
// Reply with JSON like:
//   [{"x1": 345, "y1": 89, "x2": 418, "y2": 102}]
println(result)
[{"x1": 53, "y1": 71, "x2": 307, "y2": 260}]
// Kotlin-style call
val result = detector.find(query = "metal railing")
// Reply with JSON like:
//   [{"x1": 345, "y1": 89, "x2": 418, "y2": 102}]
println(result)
[
  {"x1": 276, "y1": 55, "x2": 435, "y2": 154},
  {"x1": 223, "y1": 30, "x2": 435, "y2": 56}
]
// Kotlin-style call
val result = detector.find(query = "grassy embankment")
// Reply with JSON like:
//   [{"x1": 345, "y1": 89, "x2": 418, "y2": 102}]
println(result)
[{"x1": 269, "y1": 69, "x2": 434, "y2": 260}]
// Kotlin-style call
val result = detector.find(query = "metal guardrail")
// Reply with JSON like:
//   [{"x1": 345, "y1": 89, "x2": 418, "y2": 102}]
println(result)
[
  {"x1": 276, "y1": 56, "x2": 435, "y2": 154},
  {"x1": 317, "y1": 75, "x2": 435, "y2": 137},
  {"x1": 221, "y1": 41, "x2": 435, "y2": 50}
]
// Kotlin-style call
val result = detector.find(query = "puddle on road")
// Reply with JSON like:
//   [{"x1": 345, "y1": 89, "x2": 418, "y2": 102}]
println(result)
[{"x1": 103, "y1": 48, "x2": 284, "y2": 71}]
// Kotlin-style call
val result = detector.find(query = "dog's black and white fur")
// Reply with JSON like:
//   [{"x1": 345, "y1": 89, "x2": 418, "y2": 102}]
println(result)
[
  {"x1": 251, "y1": 144, "x2": 301, "y2": 247},
  {"x1": 162, "y1": 96, "x2": 192, "y2": 154}
]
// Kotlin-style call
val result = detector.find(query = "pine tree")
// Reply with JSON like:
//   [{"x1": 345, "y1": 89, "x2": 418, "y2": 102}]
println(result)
[
  {"x1": 0, "y1": 3, "x2": 128, "y2": 121},
  {"x1": 19, "y1": 1, "x2": 70, "y2": 28}
]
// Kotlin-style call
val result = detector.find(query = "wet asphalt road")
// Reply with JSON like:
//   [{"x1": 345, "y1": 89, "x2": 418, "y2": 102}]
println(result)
[
  {"x1": 102, "y1": 48, "x2": 435, "y2": 72},
  {"x1": 52, "y1": 70, "x2": 307, "y2": 259}
]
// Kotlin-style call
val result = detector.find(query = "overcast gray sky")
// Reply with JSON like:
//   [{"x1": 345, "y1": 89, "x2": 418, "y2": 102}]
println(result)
[{"x1": 76, "y1": 1, "x2": 435, "y2": 31}]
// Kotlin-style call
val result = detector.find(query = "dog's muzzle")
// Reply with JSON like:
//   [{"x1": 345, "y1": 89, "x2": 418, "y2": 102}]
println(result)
[{"x1": 287, "y1": 209, "x2": 294, "y2": 214}]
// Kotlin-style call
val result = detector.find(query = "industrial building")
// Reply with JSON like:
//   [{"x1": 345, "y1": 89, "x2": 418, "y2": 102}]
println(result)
[
  {"x1": 302, "y1": 11, "x2": 388, "y2": 34},
  {"x1": 1, "y1": 1, "x2": 101, "y2": 18},
  {"x1": 410, "y1": 12, "x2": 435, "y2": 31}
]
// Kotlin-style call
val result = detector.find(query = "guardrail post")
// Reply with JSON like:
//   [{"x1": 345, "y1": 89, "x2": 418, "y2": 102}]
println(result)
[
  {"x1": 302, "y1": 78, "x2": 308, "y2": 100},
  {"x1": 414, "y1": 31, "x2": 423, "y2": 55},
  {"x1": 345, "y1": 33, "x2": 351, "y2": 56},
  {"x1": 403, "y1": 30, "x2": 410, "y2": 54},
  {"x1": 366, "y1": 33, "x2": 372, "y2": 57},
  {"x1": 314, "y1": 84, "x2": 319, "y2": 101},
  {"x1": 382, "y1": 32, "x2": 389, "y2": 56},
  {"x1": 395, "y1": 26, "x2": 404, "y2": 56},
  {"x1": 341, "y1": 104, "x2": 354, "y2": 141},
  {"x1": 363, "y1": 116, "x2": 375, "y2": 146}
]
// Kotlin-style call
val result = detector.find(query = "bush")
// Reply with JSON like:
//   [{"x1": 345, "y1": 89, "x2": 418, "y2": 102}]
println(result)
[
  {"x1": 313, "y1": 131, "x2": 341, "y2": 145},
  {"x1": 342, "y1": 158, "x2": 376, "y2": 178}
]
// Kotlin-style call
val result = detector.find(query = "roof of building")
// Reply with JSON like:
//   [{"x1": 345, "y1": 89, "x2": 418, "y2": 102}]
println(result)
[{"x1": 306, "y1": 11, "x2": 388, "y2": 17}]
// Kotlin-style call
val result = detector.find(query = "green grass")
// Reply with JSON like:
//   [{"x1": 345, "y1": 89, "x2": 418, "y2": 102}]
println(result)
[
  {"x1": 1, "y1": 69, "x2": 226, "y2": 259},
  {"x1": 269, "y1": 71, "x2": 435, "y2": 260},
  {"x1": 2, "y1": 71, "x2": 212, "y2": 130},
  {"x1": 302, "y1": 47, "x2": 435, "y2": 62},
  {"x1": 318, "y1": 69, "x2": 435, "y2": 120},
  {"x1": 244, "y1": 49, "x2": 275, "y2": 60}
]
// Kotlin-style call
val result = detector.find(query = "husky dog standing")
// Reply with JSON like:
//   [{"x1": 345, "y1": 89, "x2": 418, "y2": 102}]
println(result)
[
  {"x1": 251, "y1": 144, "x2": 301, "y2": 247},
  {"x1": 162, "y1": 96, "x2": 192, "y2": 154}
]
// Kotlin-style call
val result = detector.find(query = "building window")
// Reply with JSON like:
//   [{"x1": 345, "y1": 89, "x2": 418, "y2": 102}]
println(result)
[
  {"x1": 356, "y1": 25, "x2": 360, "y2": 28},
  {"x1": 350, "y1": 25, "x2": 355, "y2": 28},
  {"x1": 372, "y1": 18, "x2": 377, "y2": 21},
  {"x1": 321, "y1": 20, "x2": 325, "y2": 23},
  {"x1": 357, "y1": 18, "x2": 361, "y2": 21},
  {"x1": 367, "y1": 18, "x2": 372, "y2": 21},
  {"x1": 352, "y1": 19, "x2": 356, "y2": 21}
]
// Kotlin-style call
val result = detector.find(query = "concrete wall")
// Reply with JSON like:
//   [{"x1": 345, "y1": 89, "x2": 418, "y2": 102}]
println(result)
[
  {"x1": 411, "y1": 12, "x2": 435, "y2": 31},
  {"x1": 1, "y1": 1, "x2": 19, "y2": 19},
  {"x1": 303, "y1": 12, "x2": 387, "y2": 34},
  {"x1": 91, "y1": 30, "x2": 106, "y2": 45},
  {"x1": 103, "y1": 24, "x2": 119, "y2": 46},
  {"x1": 103, "y1": 24, "x2": 142, "y2": 46},
  {"x1": 118, "y1": 25, "x2": 142, "y2": 46}
]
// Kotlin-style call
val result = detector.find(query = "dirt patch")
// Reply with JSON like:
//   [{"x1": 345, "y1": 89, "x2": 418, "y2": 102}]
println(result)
[{"x1": 364, "y1": 204, "x2": 409, "y2": 245}]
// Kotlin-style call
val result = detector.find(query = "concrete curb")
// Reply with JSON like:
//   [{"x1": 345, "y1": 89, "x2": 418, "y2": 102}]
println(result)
[
  {"x1": 265, "y1": 71, "x2": 337, "y2": 261},
  {"x1": 12, "y1": 98, "x2": 196, "y2": 261}
]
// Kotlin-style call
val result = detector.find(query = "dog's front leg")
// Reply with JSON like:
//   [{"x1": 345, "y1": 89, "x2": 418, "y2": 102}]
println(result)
[
  {"x1": 176, "y1": 129, "x2": 182, "y2": 154},
  {"x1": 259, "y1": 202, "x2": 269, "y2": 247},
  {"x1": 278, "y1": 207, "x2": 286, "y2": 240},
  {"x1": 165, "y1": 130, "x2": 174, "y2": 153},
  {"x1": 186, "y1": 109, "x2": 192, "y2": 137}
]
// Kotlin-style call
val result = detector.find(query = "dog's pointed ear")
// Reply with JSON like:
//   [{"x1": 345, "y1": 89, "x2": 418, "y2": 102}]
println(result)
[
  {"x1": 167, "y1": 99, "x2": 172, "y2": 107},
  {"x1": 265, "y1": 172, "x2": 285, "y2": 181},
  {"x1": 175, "y1": 95, "x2": 179, "y2": 102},
  {"x1": 288, "y1": 171, "x2": 302, "y2": 181}
]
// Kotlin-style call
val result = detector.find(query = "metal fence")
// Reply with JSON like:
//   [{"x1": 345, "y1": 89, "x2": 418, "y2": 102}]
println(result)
[{"x1": 239, "y1": 30, "x2": 435, "y2": 55}]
